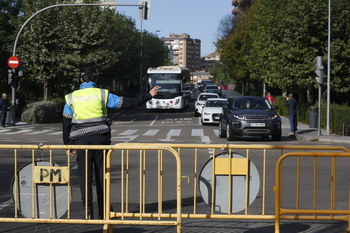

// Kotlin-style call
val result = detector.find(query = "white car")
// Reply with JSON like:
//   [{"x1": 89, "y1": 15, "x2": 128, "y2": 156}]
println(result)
[
  {"x1": 194, "y1": 93, "x2": 219, "y2": 117},
  {"x1": 201, "y1": 98, "x2": 227, "y2": 125}
]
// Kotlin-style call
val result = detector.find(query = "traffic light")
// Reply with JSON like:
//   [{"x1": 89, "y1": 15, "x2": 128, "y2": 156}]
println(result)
[
  {"x1": 8, "y1": 69, "x2": 20, "y2": 90},
  {"x1": 139, "y1": 0, "x2": 150, "y2": 20},
  {"x1": 18, "y1": 61, "x2": 26, "y2": 77},
  {"x1": 8, "y1": 69, "x2": 15, "y2": 85},
  {"x1": 315, "y1": 56, "x2": 324, "y2": 84}
]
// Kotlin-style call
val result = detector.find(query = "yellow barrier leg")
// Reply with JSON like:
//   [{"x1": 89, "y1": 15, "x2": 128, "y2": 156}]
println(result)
[
  {"x1": 103, "y1": 223, "x2": 113, "y2": 233},
  {"x1": 346, "y1": 214, "x2": 350, "y2": 233}
]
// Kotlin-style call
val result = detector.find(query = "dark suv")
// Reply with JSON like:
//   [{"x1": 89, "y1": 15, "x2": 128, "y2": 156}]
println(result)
[{"x1": 219, "y1": 96, "x2": 281, "y2": 141}]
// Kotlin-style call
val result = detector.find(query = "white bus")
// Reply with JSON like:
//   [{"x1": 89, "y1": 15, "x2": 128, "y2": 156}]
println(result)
[{"x1": 146, "y1": 66, "x2": 191, "y2": 109}]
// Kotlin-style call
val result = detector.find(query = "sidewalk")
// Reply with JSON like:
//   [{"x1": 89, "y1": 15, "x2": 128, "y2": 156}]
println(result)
[{"x1": 281, "y1": 116, "x2": 350, "y2": 144}]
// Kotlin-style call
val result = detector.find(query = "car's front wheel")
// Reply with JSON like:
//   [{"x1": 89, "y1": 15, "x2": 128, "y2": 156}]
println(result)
[
  {"x1": 219, "y1": 121, "x2": 226, "y2": 138},
  {"x1": 226, "y1": 123, "x2": 236, "y2": 141}
]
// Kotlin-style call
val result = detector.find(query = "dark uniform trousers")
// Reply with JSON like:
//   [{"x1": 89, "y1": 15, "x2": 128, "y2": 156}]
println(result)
[{"x1": 75, "y1": 133, "x2": 111, "y2": 219}]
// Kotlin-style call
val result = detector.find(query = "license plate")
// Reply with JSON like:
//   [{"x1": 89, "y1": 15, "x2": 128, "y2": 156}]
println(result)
[
  {"x1": 214, "y1": 116, "x2": 220, "y2": 120},
  {"x1": 250, "y1": 123, "x2": 265, "y2": 127}
]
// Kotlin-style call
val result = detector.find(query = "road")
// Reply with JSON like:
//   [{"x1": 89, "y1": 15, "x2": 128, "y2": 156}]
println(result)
[
  {"x1": 0, "y1": 101, "x2": 327, "y2": 146},
  {"x1": 0, "y1": 101, "x2": 349, "y2": 232}
]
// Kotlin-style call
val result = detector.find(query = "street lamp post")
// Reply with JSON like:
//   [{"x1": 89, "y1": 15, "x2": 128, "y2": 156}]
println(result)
[{"x1": 326, "y1": 0, "x2": 331, "y2": 135}]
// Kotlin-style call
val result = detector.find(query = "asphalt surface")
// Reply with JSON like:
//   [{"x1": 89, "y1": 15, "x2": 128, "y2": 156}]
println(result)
[{"x1": 0, "y1": 111, "x2": 350, "y2": 233}]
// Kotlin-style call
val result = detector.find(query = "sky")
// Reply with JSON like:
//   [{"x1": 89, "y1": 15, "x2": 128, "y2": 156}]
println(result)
[{"x1": 116, "y1": 0, "x2": 233, "y2": 57}]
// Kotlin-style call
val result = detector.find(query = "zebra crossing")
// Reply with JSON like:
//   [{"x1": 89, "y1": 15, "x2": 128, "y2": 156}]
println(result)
[{"x1": 0, "y1": 126, "x2": 220, "y2": 144}]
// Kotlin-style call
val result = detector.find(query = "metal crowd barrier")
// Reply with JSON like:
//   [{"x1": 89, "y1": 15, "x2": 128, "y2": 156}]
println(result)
[
  {"x1": 144, "y1": 144, "x2": 350, "y2": 219},
  {"x1": 0, "y1": 144, "x2": 182, "y2": 233},
  {"x1": 275, "y1": 151, "x2": 350, "y2": 233},
  {"x1": 0, "y1": 143, "x2": 350, "y2": 233}
]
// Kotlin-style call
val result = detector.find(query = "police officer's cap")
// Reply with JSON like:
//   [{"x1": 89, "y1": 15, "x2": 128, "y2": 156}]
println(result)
[
  {"x1": 81, "y1": 67, "x2": 97, "y2": 77},
  {"x1": 80, "y1": 67, "x2": 97, "y2": 82}
]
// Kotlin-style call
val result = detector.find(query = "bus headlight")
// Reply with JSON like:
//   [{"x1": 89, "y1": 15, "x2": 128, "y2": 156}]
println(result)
[{"x1": 175, "y1": 99, "x2": 180, "y2": 105}]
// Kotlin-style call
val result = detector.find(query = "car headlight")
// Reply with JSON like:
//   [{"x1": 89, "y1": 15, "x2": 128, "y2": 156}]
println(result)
[
  {"x1": 232, "y1": 115, "x2": 245, "y2": 120},
  {"x1": 268, "y1": 114, "x2": 279, "y2": 120}
]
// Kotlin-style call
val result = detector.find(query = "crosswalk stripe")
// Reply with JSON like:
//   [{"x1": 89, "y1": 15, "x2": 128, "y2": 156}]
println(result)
[
  {"x1": 0, "y1": 128, "x2": 220, "y2": 143},
  {"x1": 27, "y1": 129, "x2": 53, "y2": 135},
  {"x1": 5, "y1": 129, "x2": 33, "y2": 135},
  {"x1": 167, "y1": 129, "x2": 181, "y2": 136},
  {"x1": 119, "y1": 130, "x2": 138, "y2": 135},
  {"x1": 213, "y1": 129, "x2": 219, "y2": 137},
  {"x1": 191, "y1": 129, "x2": 204, "y2": 136},
  {"x1": 48, "y1": 131, "x2": 62, "y2": 135},
  {"x1": 143, "y1": 129, "x2": 160, "y2": 136}
]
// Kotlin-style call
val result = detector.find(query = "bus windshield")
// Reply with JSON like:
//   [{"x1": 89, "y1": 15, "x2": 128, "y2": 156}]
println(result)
[{"x1": 149, "y1": 74, "x2": 182, "y2": 97}]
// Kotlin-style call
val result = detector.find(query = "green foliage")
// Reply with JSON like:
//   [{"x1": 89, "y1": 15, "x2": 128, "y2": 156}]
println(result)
[
  {"x1": 0, "y1": 0, "x2": 23, "y2": 93},
  {"x1": 248, "y1": 0, "x2": 327, "y2": 90},
  {"x1": 217, "y1": 0, "x2": 350, "y2": 105},
  {"x1": 1, "y1": 0, "x2": 167, "y2": 100},
  {"x1": 210, "y1": 62, "x2": 229, "y2": 85},
  {"x1": 21, "y1": 100, "x2": 60, "y2": 123}
]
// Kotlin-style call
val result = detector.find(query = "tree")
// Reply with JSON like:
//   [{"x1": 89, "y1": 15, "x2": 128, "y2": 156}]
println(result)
[
  {"x1": 0, "y1": 0, "x2": 23, "y2": 93},
  {"x1": 216, "y1": 0, "x2": 350, "y2": 104},
  {"x1": 216, "y1": 1, "x2": 257, "y2": 94},
  {"x1": 11, "y1": 0, "x2": 168, "y2": 100}
]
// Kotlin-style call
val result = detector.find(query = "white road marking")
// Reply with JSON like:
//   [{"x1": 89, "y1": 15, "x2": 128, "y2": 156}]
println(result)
[
  {"x1": 191, "y1": 129, "x2": 204, "y2": 136},
  {"x1": 158, "y1": 129, "x2": 181, "y2": 142},
  {"x1": 48, "y1": 131, "x2": 62, "y2": 135},
  {"x1": 6, "y1": 129, "x2": 32, "y2": 135},
  {"x1": 168, "y1": 129, "x2": 181, "y2": 136},
  {"x1": 213, "y1": 129, "x2": 219, "y2": 137},
  {"x1": 114, "y1": 119, "x2": 135, "y2": 124},
  {"x1": 111, "y1": 135, "x2": 139, "y2": 142},
  {"x1": 27, "y1": 129, "x2": 54, "y2": 135},
  {"x1": 192, "y1": 129, "x2": 211, "y2": 143},
  {"x1": 119, "y1": 130, "x2": 138, "y2": 136},
  {"x1": 150, "y1": 115, "x2": 159, "y2": 126},
  {"x1": 0, "y1": 199, "x2": 12, "y2": 211},
  {"x1": 143, "y1": 129, "x2": 160, "y2": 136}
]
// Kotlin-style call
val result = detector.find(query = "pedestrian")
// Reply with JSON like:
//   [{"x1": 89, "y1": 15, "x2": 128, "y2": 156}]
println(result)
[
  {"x1": 265, "y1": 92, "x2": 276, "y2": 105},
  {"x1": 62, "y1": 67, "x2": 160, "y2": 219},
  {"x1": 0, "y1": 93, "x2": 10, "y2": 128},
  {"x1": 284, "y1": 93, "x2": 297, "y2": 135}
]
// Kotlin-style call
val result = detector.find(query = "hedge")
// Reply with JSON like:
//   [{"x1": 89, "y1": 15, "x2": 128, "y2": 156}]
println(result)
[
  {"x1": 21, "y1": 101, "x2": 61, "y2": 124},
  {"x1": 275, "y1": 96, "x2": 350, "y2": 135}
]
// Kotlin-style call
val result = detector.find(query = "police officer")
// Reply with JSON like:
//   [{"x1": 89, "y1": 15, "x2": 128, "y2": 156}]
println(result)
[{"x1": 62, "y1": 67, "x2": 160, "y2": 219}]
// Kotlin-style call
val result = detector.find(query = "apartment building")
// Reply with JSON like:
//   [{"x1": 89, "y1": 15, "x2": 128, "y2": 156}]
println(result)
[{"x1": 161, "y1": 33, "x2": 201, "y2": 72}]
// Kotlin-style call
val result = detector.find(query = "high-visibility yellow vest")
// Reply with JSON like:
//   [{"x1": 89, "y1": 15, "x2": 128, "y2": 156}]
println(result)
[{"x1": 65, "y1": 88, "x2": 109, "y2": 124}]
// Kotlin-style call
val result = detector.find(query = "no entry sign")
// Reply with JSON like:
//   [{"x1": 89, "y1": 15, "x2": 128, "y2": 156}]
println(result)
[{"x1": 8, "y1": 56, "x2": 20, "y2": 69}]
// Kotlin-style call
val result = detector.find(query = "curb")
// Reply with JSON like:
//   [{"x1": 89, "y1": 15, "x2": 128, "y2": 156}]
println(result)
[{"x1": 296, "y1": 134, "x2": 350, "y2": 144}]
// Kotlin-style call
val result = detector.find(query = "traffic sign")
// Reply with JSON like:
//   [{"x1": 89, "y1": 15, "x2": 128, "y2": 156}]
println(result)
[{"x1": 8, "y1": 56, "x2": 20, "y2": 69}]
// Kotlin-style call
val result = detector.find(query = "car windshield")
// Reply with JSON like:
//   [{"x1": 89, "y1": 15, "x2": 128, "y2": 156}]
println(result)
[
  {"x1": 199, "y1": 94, "x2": 218, "y2": 101},
  {"x1": 205, "y1": 100, "x2": 227, "y2": 107},
  {"x1": 231, "y1": 98, "x2": 271, "y2": 110},
  {"x1": 206, "y1": 85, "x2": 219, "y2": 90},
  {"x1": 183, "y1": 86, "x2": 192, "y2": 91}
]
